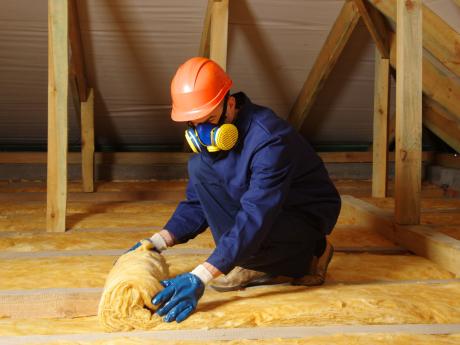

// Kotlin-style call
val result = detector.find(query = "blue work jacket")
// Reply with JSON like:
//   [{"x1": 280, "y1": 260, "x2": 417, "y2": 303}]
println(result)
[{"x1": 165, "y1": 93, "x2": 341, "y2": 274}]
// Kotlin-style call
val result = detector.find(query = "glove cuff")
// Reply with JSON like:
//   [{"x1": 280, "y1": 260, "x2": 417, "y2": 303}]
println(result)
[
  {"x1": 149, "y1": 233, "x2": 167, "y2": 252},
  {"x1": 191, "y1": 264, "x2": 213, "y2": 285}
]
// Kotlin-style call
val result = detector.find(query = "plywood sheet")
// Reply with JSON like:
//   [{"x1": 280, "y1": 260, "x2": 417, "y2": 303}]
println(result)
[
  {"x1": 360, "y1": 198, "x2": 460, "y2": 211},
  {"x1": 0, "y1": 212, "x2": 173, "y2": 232},
  {"x1": 437, "y1": 226, "x2": 460, "y2": 241},
  {"x1": 0, "y1": 181, "x2": 188, "y2": 193},
  {"x1": 1, "y1": 282, "x2": 459, "y2": 336},
  {"x1": 0, "y1": 226, "x2": 396, "y2": 252},
  {"x1": 10, "y1": 334, "x2": 460, "y2": 345},
  {"x1": 0, "y1": 253, "x2": 453, "y2": 290}
]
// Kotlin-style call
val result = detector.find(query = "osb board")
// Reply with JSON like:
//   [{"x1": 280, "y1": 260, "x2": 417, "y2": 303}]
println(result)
[
  {"x1": 14, "y1": 334, "x2": 460, "y2": 345},
  {"x1": 437, "y1": 226, "x2": 460, "y2": 241},
  {"x1": 0, "y1": 253, "x2": 453, "y2": 290},
  {"x1": 1, "y1": 282, "x2": 459, "y2": 336},
  {"x1": 335, "y1": 180, "x2": 444, "y2": 198},
  {"x1": 0, "y1": 226, "x2": 396, "y2": 252},
  {"x1": 0, "y1": 201, "x2": 178, "y2": 214},
  {"x1": 421, "y1": 213, "x2": 460, "y2": 226},
  {"x1": 0, "y1": 208, "x2": 174, "y2": 231},
  {"x1": 360, "y1": 198, "x2": 460, "y2": 211},
  {"x1": 358, "y1": 197, "x2": 460, "y2": 226},
  {"x1": 0, "y1": 179, "x2": 444, "y2": 197},
  {"x1": 0, "y1": 181, "x2": 188, "y2": 193},
  {"x1": 0, "y1": 200, "x2": 370, "y2": 231}
]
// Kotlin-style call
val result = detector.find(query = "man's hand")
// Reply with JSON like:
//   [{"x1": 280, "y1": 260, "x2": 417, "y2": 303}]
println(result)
[
  {"x1": 126, "y1": 233, "x2": 169, "y2": 254},
  {"x1": 152, "y1": 273, "x2": 205, "y2": 323}
]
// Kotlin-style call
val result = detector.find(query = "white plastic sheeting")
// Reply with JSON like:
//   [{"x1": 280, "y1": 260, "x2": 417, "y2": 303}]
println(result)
[{"x1": 0, "y1": 0, "x2": 458, "y2": 146}]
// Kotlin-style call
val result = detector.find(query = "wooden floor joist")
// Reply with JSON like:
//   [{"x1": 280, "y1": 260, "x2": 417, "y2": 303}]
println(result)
[{"x1": 342, "y1": 195, "x2": 460, "y2": 276}]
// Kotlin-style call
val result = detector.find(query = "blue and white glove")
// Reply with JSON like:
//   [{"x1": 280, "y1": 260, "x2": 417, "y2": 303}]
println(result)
[
  {"x1": 127, "y1": 233, "x2": 168, "y2": 254},
  {"x1": 152, "y1": 265, "x2": 213, "y2": 323}
]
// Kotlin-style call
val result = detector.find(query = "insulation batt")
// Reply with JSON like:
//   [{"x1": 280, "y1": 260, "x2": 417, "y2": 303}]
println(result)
[{"x1": 98, "y1": 240, "x2": 169, "y2": 331}]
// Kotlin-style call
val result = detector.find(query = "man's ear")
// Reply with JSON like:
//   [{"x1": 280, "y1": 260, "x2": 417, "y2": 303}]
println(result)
[{"x1": 227, "y1": 96, "x2": 236, "y2": 112}]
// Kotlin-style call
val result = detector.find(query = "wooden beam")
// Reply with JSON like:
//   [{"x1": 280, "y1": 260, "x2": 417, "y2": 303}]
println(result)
[
  {"x1": 423, "y1": 100, "x2": 460, "y2": 154},
  {"x1": 47, "y1": 0, "x2": 69, "y2": 233},
  {"x1": 81, "y1": 88, "x2": 95, "y2": 192},
  {"x1": 353, "y1": 0, "x2": 390, "y2": 57},
  {"x1": 288, "y1": 1, "x2": 360, "y2": 130},
  {"x1": 394, "y1": 0, "x2": 423, "y2": 225},
  {"x1": 372, "y1": 48, "x2": 390, "y2": 197},
  {"x1": 0, "y1": 151, "x2": 435, "y2": 165},
  {"x1": 435, "y1": 153, "x2": 460, "y2": 170},
  {"x1": 368, "y1": 0, "x2": 460, "y2": 79},
  {"x1": 388, "y1": 32, "x2": 460, "y2": 123},
  {"x1": 209, "y1": 0, "x2": 229, "y2": 70},
  {"x1": 198, "y1": 0, "x2": 213, "y2": 58},
  {"x1": 341, "y1": 195, "x2": 460, "y2": 277},
  {"x1": 68, "y1": 0, "x2": 88, "y2": 102}
]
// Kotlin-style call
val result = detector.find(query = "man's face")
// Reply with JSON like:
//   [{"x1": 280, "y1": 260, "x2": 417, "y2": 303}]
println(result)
[{"x1": 190, "y1": 102, "x2": 224, "y2": 126}]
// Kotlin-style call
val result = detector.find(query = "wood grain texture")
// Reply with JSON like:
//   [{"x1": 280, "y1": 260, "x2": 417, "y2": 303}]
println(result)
[
  {"x1": 288, "y1": 1, "x2": 360, "y2": 130},
  {"x1": 68, "y1": 0, "x2": 88, "y2": 102},
  {"x1": 198, "y1": 0, "x2": 213, "y2": 58},
  {"x1": 354, "y1": 0, "x2": 390, "y2": 57},
  {"x1": 210, "y1": 0, "x2": 229, "y2": 70},
  {"x1": 368, "y1": 0, "x2": 460, "y2": 78},
  {"x1": 372, "y1": 49, "x2": 390, "y2": 197},
  {"x1": 395, "y1": 0, "x2": 422, "y2": 225},
  {"x1": 81, "y1": 88, "x2": 95, "y2": 192},
  {"x1": 47, "y1": 0, "x2": 69, "y2": 233}
]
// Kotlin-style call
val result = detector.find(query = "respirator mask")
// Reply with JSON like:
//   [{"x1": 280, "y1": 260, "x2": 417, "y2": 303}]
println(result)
[{"x1": 184, "y1": 95, "x2": 238, "y2": 153}]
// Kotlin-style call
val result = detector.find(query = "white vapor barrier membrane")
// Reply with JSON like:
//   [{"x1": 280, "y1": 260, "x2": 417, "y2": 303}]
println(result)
[{"x1": 0, "y1": 0, "x2": 459, "y2": 145}]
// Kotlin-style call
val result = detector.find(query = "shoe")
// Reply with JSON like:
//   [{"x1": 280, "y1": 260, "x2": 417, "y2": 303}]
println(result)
[
  {"x1": 210, "y1": 266, "x2": 293, "y2": 292},
  {"x1": 292, "y1": 239, "x2": 334, "y2": 286}
]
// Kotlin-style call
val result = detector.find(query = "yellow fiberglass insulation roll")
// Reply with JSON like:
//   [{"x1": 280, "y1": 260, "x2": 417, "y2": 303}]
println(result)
[{"x1": 98, "y1": 240, "x2": 169, "y2": 332}]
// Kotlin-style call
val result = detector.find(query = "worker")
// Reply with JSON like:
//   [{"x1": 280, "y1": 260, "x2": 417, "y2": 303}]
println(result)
[{"x1": 129, "y1": 57, "x2": 341, "y2": 323}]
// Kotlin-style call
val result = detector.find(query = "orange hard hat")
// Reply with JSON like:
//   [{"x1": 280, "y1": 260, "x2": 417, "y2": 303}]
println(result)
[{"x1": 170, "y1": 57, "x2": 232, "y2": 122}]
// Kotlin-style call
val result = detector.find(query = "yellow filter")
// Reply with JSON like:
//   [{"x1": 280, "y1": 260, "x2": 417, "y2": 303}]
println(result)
[{"x1": 214, "y1": 124, "x2": 238, "y2": 150}]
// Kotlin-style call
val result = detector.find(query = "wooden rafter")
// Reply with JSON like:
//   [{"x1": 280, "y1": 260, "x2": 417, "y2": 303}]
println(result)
[
  {"x1": 372, "y1": 48, "x2": 390, "y2": 198},
  {"x1": 394, "y1": 0, "x2": 422, "y2": 225},
  {"x1": 68, "y1": 0, "x2": 88, "y2": 102},
  {"x1": 0, "y1": 151, "x2": 434, "y2": 165},
  {"x1": 210, "y1": 0, "x2": 229, "y2": 70},
  {"x1": 81, "y1": 88, "x2": 95, "y2": 192},
  {"x1": 423, "y1": 100, "x2": 460, "y2": 153},
  {"x1": 288, "y1": 1, "x2": 360, "y2": 131},
  {"x1": 368, "y1": 0, "x2": 460, "y2": 79},
  {"x1": 353, "y1": 0, "x2": 390, "y2": 58},
  {"x1": 198, "y1": 0, "x2": 213, "y2": 58},
  {"x1": 389, "y1": 31, "x2": 460, "y2": 125},
  {"x1": 47, "y1": 0, "x2": 69, "y2": 232}
]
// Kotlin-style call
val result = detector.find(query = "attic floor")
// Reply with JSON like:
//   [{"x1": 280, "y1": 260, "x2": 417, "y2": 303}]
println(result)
[{"x1": 0, "y1": 180, "x2": 459, "y2": 344}]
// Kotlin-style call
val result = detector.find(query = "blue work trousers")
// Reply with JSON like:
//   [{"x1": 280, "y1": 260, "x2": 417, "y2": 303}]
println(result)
[{"x1": 190, "y1": 154, "x2": 326, "y2": 278}]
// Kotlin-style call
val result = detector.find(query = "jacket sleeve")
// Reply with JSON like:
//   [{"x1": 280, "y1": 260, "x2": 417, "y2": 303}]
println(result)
[
  {"x1": 206, "y1": 136, "x2": 293, "y2": 274},
  {"x1": 164, "y1": 179, "x2": 208, "y2": 244}
]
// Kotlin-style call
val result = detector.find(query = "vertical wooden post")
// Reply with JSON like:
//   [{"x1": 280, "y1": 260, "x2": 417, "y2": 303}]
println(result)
[
  {"x1": 47, "y1": 0, "x2": 68, "y2": 232},
  {"x1": 395, "y1": 0, "x2": 422, "y2": 224},
  {"x1": 372, "y1": 48, "x2": 390, "y2": 197},
  {"x1": 81, "y1": 88, "x2": 94, "y2": 192},
  {"x1": 210, "y1": 0, "x2": 229, "y2": 70}
]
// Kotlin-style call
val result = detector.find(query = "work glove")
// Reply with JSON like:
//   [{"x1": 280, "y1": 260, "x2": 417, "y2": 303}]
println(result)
[
  {"x1": 152, "y1": 265, "x2": 212, "y2": 323},
  {"x1": 127, "y1": 233, "x2": 167, "y2": 254}
]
